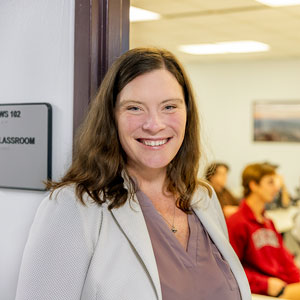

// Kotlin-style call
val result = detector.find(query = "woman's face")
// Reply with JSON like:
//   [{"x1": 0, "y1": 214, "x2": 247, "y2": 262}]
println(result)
[
  {"x1": 115, "y1": 69, "x2": 187, "y2": 174},
  {"x1": 210, "y1": 166, "x2": 228, "y2": 191}
]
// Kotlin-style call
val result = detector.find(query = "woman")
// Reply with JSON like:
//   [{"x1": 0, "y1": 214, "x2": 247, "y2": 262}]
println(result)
[
  {"x1": 205, "y1": 162, "x2": 240, "y2": 218},
  {"x1": 16, "y1": 48, "x2": 250, "y2": 300},
  {"x1": 227, "y1": 163, "x2": 300, "y2": 299}
]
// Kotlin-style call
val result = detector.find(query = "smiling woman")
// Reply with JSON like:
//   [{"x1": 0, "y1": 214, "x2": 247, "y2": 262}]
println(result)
[
  {"x1": 115, "y1": 69, "x2": 187, "y2": 175},
  {"x1": 15, "y1": 48, "x2": 251, "y2": 300}
]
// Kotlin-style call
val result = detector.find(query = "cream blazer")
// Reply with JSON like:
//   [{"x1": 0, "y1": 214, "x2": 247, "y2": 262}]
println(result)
[{"x1": 15, "y1": 184, "x2": 251, "y2": 300}]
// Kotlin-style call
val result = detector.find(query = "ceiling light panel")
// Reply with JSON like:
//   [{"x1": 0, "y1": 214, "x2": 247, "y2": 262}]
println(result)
[
  {"x1": 130, "y1": 6, "x2": 161, "y2": 22},
  {"x1": 179, "y1": 41, "x2": 270, "y2": 55},
  {"x1": 255, "y1": 0, "x2": 300, "y2": 6}
]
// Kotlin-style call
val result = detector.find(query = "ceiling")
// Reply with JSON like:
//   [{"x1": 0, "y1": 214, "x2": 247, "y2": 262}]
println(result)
[{"x1": 130, "y1": 0, "x2": 300, "y2": 63}]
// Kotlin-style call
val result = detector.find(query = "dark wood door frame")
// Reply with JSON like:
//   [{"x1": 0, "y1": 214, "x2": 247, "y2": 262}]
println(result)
[{"x1": 73, "y1": 0, "x2": 129, "y2": 135}]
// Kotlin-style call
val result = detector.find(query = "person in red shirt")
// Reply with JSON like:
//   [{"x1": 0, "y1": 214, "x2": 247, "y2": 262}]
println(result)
[{"x1": 227, "y1": 163, "x2": 300, "y2": 299}]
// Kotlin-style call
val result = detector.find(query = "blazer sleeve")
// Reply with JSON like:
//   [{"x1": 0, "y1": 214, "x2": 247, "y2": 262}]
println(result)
[
  {"x1": 15, "y1": 186, "x2": 102, "y2": 300},
  {"x1": 211, "y1": 188, "x2": 229, "y2": 239}
]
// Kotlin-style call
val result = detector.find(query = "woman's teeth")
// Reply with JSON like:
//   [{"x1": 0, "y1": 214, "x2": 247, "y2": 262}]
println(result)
[{"x1": 141, "y1": 139, "x2": 168, "y2": 146}]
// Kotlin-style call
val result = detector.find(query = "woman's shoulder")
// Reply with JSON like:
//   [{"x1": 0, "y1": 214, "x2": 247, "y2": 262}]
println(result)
[
  {"x1": 192, "y1": 182, "x2": 219, "y2": 207},
  {"x1": 50, "y1": 184, "x2": 101, "y2": 206},
  {"x1": 34, "y1": 184, "x2": 104, "y2": 250},
  {"x1": 192, "y1": 182, "x2": 226, "y2": 220},
  {"x1": 39, "y1": 184, "x2": 104, "y2": 222}
]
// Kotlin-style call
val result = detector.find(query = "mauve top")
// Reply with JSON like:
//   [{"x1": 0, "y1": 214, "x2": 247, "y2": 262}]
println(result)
[{"x1": 137, "y1": 190, "x2": 241, "y2": 300}]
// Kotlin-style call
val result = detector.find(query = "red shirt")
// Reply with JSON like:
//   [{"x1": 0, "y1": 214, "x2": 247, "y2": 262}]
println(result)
[{"x1": 226, "y1": 200, "x2": 300, "y2": 295}]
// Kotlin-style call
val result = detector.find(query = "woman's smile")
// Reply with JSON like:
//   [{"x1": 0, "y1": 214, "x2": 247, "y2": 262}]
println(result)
[{"x1": 137, "y1": 138, "x2": 171, "y2": 147}]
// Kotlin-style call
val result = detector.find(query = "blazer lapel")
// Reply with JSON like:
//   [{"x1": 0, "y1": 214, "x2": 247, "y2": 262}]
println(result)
[
  {"x1": 190, "y1": 188, "x2": 238, "y2": 262},
  {"x1": 111, "y1": 194, "x2": 162, "y2": 300},
  {"x1": 193, "y1": 203, "x2": 234, "y2": 258},
  {"x1": 192, "y1": 191, "x2": 251, "y2": 299}
]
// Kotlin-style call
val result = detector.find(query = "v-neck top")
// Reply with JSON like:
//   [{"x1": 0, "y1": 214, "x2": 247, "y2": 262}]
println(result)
[{"x1": 137, "y1": 190, "x2": 241, "y2": 300}]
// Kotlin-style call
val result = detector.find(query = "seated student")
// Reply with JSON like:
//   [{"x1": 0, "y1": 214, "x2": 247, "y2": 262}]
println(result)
[
  {"x1": 205, "y1": 162, "x2": 240, "y2": 218},
  {"x1": 227, "y1": 163, "x2": 300, "y2": 299}
]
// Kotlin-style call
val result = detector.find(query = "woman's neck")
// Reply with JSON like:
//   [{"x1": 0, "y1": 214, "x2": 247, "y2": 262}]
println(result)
[{"x1": 126, "y1": 165, "x2": 168, "y2": 194}]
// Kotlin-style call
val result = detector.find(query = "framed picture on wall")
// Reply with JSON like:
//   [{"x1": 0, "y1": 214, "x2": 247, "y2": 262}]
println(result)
[{"x1": 253, "y1": 101, "x2": 300, "y2": 142}]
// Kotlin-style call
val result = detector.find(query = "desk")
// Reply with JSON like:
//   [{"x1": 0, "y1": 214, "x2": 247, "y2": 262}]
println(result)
[
  {"x1": 252, "y1": 294, "x2": 288, "y2": 300},
  {"x1": 265, "y1": 206, "x2": 299, "y2": 233}
]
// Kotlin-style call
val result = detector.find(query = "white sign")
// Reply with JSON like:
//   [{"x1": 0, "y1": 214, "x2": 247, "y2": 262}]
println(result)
[{"x1": 0, "y1": 103, "x2": 52, "y2": 190}]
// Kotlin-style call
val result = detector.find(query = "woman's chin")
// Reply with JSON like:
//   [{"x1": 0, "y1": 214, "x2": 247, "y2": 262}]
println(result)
[{"x1": 140, "y1": 160, "x2": 170, "y2": 171}]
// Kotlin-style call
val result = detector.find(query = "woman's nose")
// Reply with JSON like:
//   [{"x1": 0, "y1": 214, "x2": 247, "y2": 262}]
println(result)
[{"x1": 142, "y1": 112, "x2": 166, "y2": 133}]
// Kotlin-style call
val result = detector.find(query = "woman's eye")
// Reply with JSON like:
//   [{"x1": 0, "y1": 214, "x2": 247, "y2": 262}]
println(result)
[
  {"x1": 127, "y1": 106, "x2": 141, "y2": 111},
  {"x1": 165, "y1": 105, "x2": 176, "y2": 110}
]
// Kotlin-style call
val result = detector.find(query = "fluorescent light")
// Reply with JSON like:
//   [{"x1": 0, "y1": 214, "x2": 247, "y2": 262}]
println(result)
[
  {"x1": 255, "y1": 0, "x2": 300, "y2": 6},
  {"x1": 130, "y1": 6, "x2": 160, "y2": 22},
  {"x1": 179, "y1": 41, "x2": 270, "y2": 55}
]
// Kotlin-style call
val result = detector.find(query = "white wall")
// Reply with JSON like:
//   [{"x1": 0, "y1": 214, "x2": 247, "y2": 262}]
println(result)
[
  {"x1": 185, "y1": 59, "x2": 300, "y2": 198},
  {"x1": 0, "y1": 1, "x2": 75, "y2": 299}
]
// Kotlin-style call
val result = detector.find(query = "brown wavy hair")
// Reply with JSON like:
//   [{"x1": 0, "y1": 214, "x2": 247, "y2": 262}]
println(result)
[{"x1": 47, "y1": 47, "x2": 210, "y2": 211}]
